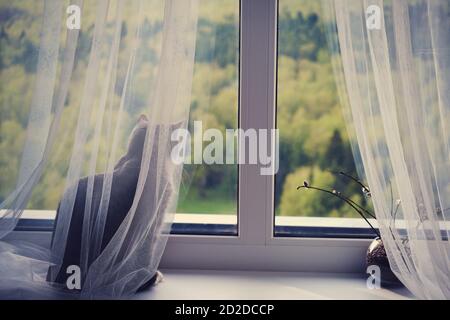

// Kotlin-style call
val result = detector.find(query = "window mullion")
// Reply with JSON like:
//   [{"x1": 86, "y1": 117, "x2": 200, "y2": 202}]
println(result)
[{"x1": 239, "y1": 0, "x2": 277, "y2": 245}]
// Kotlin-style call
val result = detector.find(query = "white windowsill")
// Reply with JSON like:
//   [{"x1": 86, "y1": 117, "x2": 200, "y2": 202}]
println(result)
[{"x1": 137, "y1": 269, "x2": 413, "y2": 300}]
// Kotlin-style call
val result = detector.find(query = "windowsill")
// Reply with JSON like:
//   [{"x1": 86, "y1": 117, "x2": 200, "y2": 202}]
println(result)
[{"x1": 136, "y1": 269, "x2": 413, "y2": 300}]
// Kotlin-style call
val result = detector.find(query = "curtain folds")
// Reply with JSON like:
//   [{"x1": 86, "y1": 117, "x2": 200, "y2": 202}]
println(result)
[
  {"x1": 0, "y1": 0, "x2": 198, "y2": 299},
  {"x1": 324, "y1": 0, "x2": 450, "y2": 299}
]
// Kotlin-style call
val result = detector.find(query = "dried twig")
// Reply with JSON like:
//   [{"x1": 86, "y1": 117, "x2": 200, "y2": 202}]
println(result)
[{"x1": 297, "y1": 181, "x2": 380, "y2": 238}]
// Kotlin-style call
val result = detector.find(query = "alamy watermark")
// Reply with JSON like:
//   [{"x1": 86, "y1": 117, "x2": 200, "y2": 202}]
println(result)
[
  {"x1": 366, "y1": 265, "x2": 381, "y2": 289},
  {"x1": 170, "y1": 121, "x2": 279, "y2": 175},
  {"x1": 366, "y1": 5, "x2": 381, "y2": 30},
  {"x1": 66, "y1": 265, "x2": 81, "y2": 290},
  {"x1": 66, "y1": 5, "x2": 81, "y2": 30}
]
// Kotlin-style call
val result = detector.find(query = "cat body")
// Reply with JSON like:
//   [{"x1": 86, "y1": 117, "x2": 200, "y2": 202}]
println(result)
[{"x1": 47, "y1": 115, "x2": 166, "y2": 291}]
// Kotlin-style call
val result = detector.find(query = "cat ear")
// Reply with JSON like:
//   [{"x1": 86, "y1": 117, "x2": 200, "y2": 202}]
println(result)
[{"x1": 138, "y1": 114, "x2": 148, "y2": 123}]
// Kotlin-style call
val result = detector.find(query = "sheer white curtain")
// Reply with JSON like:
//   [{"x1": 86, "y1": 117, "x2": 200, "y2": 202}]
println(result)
[
  {"x1": 323, "y1": 0, "x2": 450, "y2": 299},
  {"x1": 0, "y1": 0, "x2": 198, "y2": 298}
]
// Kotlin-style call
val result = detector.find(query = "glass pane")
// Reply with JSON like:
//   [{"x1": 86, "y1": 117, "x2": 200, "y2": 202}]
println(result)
[
  {"x1": 275, "y1": 0, "x2": 371, "y2": 233},
  {"x1": 0, "y1": 0, "x2": 239, "y2": 232},
  {"x1": 176, "y1": 0, "x2": 239, "y2": 219}
]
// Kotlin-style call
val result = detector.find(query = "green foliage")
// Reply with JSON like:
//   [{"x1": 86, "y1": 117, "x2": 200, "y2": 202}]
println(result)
[
  {"x1": 0, "y1": 120, "x2": 24, "y2": 202},
  {"x1": 278, "y1": 11, "x2": 325, "y2": 61},
  {"x1": 0, "y1": 1, "x2": 364, "y2": 219},
  {"x1": 195, "y1": 16, "x2": 238, "y2": 68},
  {"x1": 274, "y1": 3, "x2": 368, "y2": 218},
  {"x1": 320, "y1": 129, "x2": 355, "y2": 172},
  {"x1": 279, "y1": 166, "x2": 364, "y2": 218},
  {"x1": 279, "y1": 166, "x2": 337, "y2": 217}
]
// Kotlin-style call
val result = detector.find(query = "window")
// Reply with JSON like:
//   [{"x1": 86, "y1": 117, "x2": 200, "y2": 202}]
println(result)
[
  {"x1": 274, "y1": 0, "x2": 374, "y2": 238},
  {"x1": 1, "y1": 0, "x2": 240, "y2": 235},
  {"x1": 175, "y1": 0, "x2": 239, "y2": 235},
  {"x1": 4, "y1": 0, "x2": 374, "y2": 273}
]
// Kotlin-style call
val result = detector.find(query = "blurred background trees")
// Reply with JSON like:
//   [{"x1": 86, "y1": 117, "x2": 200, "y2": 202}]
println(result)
[{"x1": 0, "y1": 0, "x2": 363, "y2": 218}]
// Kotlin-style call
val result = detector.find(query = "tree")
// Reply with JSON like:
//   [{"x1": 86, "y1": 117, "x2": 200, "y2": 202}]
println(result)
[{"x1": 279, "y1": 166, "x2": 339, "y2": 217}]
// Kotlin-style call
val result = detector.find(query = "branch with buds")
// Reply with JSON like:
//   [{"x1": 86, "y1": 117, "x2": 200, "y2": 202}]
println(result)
[{"x1": 297, "y1": 173, "x2": 381, "y2": 238}]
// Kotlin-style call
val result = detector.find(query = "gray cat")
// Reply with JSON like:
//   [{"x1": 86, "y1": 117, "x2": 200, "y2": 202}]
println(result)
[{"x1": 47, "y1": 115, "x2": 175, "y2": 292}]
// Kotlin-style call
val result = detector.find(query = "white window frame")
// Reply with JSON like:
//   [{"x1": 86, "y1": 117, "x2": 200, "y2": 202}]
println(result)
[
  {"x1": 8, "y1": 0, "x2": 374, "y2": 274},
  {"x1": 166, "y1": 0, "x2": 372, "y2": 273}
]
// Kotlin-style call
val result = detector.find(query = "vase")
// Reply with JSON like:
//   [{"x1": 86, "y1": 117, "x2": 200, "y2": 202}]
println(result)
[{"x1": 366, "y1": 237, "x2": 402, "y2": 288}]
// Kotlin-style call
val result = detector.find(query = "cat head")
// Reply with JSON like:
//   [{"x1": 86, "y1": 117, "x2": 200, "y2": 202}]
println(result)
[
  {"x1": 126, "y1": 114, "x2": 149, "y2": 161},
  {"x1": 125, "y1": 114, "x2": 186, "y2": 163}
]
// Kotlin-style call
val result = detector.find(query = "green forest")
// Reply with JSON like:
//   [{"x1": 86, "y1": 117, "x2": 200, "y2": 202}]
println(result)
[{"x1": 0, "y1": 0, "x2": 365, "y2": 219}]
